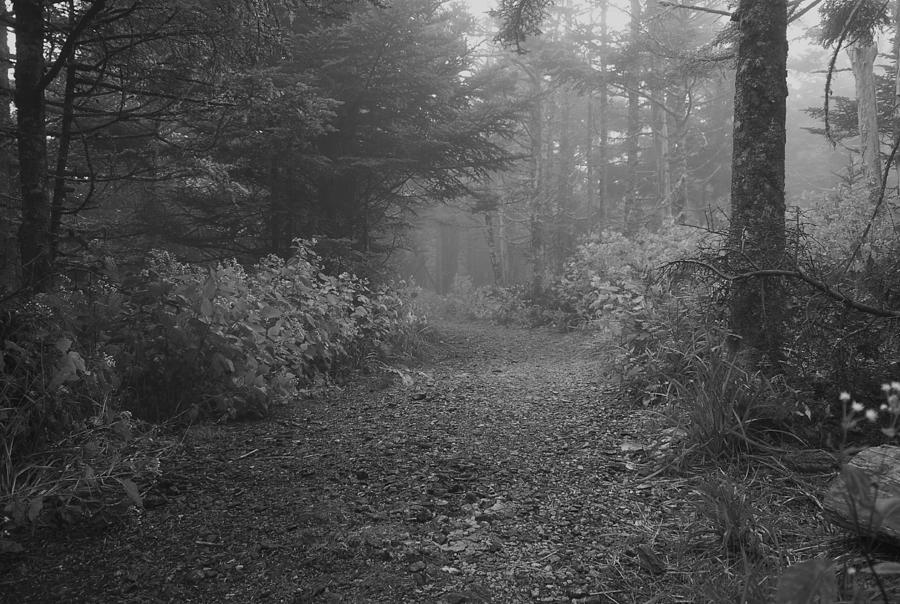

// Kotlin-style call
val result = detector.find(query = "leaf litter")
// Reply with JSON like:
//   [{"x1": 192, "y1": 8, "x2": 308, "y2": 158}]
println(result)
[{"x1": 0, "y1": 319, "x2": 811, "y2": 603}]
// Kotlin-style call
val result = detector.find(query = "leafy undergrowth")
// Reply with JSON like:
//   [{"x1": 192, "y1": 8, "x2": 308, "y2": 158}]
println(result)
[{"x1": 0, "y1": 319, "x2": 849, "y2": 603}]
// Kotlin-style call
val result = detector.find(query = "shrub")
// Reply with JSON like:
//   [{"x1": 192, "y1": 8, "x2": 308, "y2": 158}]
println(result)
[
  {"x1": 1, "y1": 239, "x2": 423, "y2": 530},
  {"x1": 116, "y1": 241, "x2": 421, "y2": 420},
  {"x1": 553, "y1": 224, "x2": 717, "y2": 327},
  {"x1": 1, "y1": 282, "x2": 121, "y2": 462},
  {"x1": 786, "y1": 185, "x2": 900, "y2": 407},
  {"x1": 0, "y1": 279, "x2": 142, "y2": 529},
  {"x1": 430, "y1": 276, "x2": 532, "y2": 326}
]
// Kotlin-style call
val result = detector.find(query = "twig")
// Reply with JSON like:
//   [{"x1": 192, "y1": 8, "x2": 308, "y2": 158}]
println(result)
[
  {"x1": 840, "y1": 132, "x2": 900, "y2": 276},
  {"x1": 234, "y1": 448, "x2": 259, "y2": 460}
]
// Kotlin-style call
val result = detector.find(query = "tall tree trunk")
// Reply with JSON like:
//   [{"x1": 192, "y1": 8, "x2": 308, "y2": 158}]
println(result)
[
  {"x1": 555, "y1": 89, "x2": 574, "y2": 265},
  {"x1": 269, "y1": 162, "x2": 293, "y2": 256},
  {"x1": 652, "y1": 97, "x2": 671, "y2": 225},
  {"x1": 728, "y1": 0, "x2": 789, "y2": 366},
  {"x1": 597, "y1": 0, "x2": 609, "y2": 228},
  {"x1": 669, "y1": 88, "x2": 689, "y2": 222},
  {"x1": 527, "y1": 69, "x2": 546, "y2": 290},
  {"x1": 483, "y1": 212, "x2": 503, "y2": 286},
  {"x1": 894, "y1": 0, "x2": 900, "y2": 190},
  {"x1": 647, "y1": 0, "x2": 670, "y2": 227},
  {"x1": 624, "y1": 0, "x2": 642, "y2": 234},
  {"x1": 0, "y1": 10, "x2": 18, "y2": 290},
  {"x1": 555, "y1": 0, "x2": 574, "y2": 263},
  {"x1": 437, "y1": 221, "x2": 459, "y2": 294},
  {"x1": 586, "y1": 90, "x2": 594, "y2": 218},
  {"x1": 51, "y1": 6, "x2": 78, "y2": 258},
  {"x1": 847, "y1": 40, "x2": 880, "y2": 199},
  {"x1": 497, "y1": 203, "x2": 509, "y2": 283},
  {"x1": 14, "y1": 0, "x2": 52, "y2": 289}
]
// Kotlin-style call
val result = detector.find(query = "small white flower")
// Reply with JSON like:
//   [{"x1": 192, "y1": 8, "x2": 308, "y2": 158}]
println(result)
[
  {"x1": 883, "y1": 383, "x2": 892, "y2": 393},
  {"x1": 889, "y1": 394, "x2": 900, "y2": 414},
  {"x1": 882, "y1": 403, "x2": 889, "y2": 411},
  {"x1": 892, "y1": 381, "x2": 900, "y2": 392},
  {"x1": 852, "y1": 401, "x2": 864, "y2": 413},
  {"x1": 865, "y1": 409, "x2": 879, "y2": 422},
  {"x1": 840, "y1": 391, "x2": 852, "y2": 402}
]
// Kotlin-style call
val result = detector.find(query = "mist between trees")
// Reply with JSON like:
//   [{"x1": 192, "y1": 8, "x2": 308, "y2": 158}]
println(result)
[
  {"x1": 2, "y1": 0, "x2": 900, "y2": 599},
  {"x1": 3, "y1": 1, "x2": 900, "y2": 592}
]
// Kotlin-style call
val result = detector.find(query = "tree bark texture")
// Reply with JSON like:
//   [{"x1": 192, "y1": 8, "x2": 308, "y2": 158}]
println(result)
[
  {"x1": 51, "y1": 40, "x2": 77, "y2": 258},
  {"x1": 14, "y1": 0, "x2": 52, "y2": 288},
  {"x1": 728, "y1": 0, "x2": 788, "y2": 364},
  {"x1": 0, "y1": 10, "x2": 18, "y2": 290},
  {"x1": 847, "y1": 40, "x2": 880, "y2": 199},
  {"x1": 894, "y1": 0, "x2": 900, "y2": 190}
]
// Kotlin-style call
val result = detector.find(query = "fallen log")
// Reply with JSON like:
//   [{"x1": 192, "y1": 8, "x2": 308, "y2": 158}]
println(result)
[{"x1": 823, "y1": 445, "x2": 900, "y2": 545}]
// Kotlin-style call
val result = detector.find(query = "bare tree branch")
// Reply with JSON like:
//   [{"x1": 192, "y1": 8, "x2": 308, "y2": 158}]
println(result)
[
  {"x1": 788, "y1": 0, "x2": 825, "y2": 23},
  {"x1": 671, "y1": 259, "x2": 900, "y2": 318},
  {"x1": 657, "y1": 2, "x2": 732, "y2": 18},
  {"x1": 39, "y1": 0, "x2": 107, "y2": 92}
]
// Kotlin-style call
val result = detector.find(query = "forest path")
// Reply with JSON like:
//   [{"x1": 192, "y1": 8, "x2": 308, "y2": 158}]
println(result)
[{"x1": 1, "y1": 320, "x2": 683, "y2": 604}]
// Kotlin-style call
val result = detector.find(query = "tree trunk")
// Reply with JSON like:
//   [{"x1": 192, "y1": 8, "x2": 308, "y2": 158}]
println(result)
[
  {"x1": 624, "y1": 0, "x2": 642, "y2": 234},
  {"x1": 670, "y1": 88, "x2": 690, "y2": 223},
  {"x1": 848, "y1": 40, "x2": 880, "y2": 200},
  {"x1": 437, "y1": 222, "x2": 459, "y2": 294},
  {"x1": 483, "y1": 212, "x2": 503, "y2": 286},
  {"x1": 586, "y1": 90, "x2": 594, "y2": 218},
  {"x1": 14, "y1": 0, "x2": 52, "y2": 289},
  {"x1": 597, "y1": 0, "x2": 609, "y2": 228},
  {"x1": 648, "y1": 0, "x2": 670, "y2": 227},
  {"x1": 528, "y1": 69, "x2": 546, "y2": 290},
  {"x1": 653, "y1": 97, "x2": 671, "y2": 225},
  {"x1": 894, "y1": 0, "x2": 900, "y2": 191},
  {"x1": 728, "y1": 0, "x2": 788, "y2": 366},
  {"x1": 497, "y1": 203, "x2": 509, "y2": 283},
  {"x1": 0, "y1": 9, "x2": 18, "y2": 291},
  {"x1": 555, "y1": 89, "x2": 574, "y2": 265},
  {"x1": 51, "y1": 21, "x2": 77, "y2": 258}
]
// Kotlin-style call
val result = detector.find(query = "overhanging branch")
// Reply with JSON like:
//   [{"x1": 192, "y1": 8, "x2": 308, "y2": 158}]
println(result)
[
  {"x1": 657, "y1": 2, "x2": 732, "y2": 17},
  {"x1": 670, "y1": 259, "x2": 900, "y2": 318}
]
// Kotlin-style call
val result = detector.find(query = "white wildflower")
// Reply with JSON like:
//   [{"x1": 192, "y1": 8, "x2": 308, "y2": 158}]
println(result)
[
  {"x1": 890, "y1": 394, "x2": 900, "y2": 414},
  {"x1": 865, "y1": 409, "x2": 879, "y2": 422},
  {"x1": 839, "y1": 391, "x2": 852, "y2": 402}
]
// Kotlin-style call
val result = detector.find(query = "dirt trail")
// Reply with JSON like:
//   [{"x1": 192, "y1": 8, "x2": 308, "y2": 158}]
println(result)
[{"x1": 1, "y1": 320, "x2": 673, "y2": 604}]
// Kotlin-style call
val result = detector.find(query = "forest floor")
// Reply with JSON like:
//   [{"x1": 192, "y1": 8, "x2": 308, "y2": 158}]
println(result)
[{"x1": 0, "y1": 319, "x2": 847, "y2": 603}]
